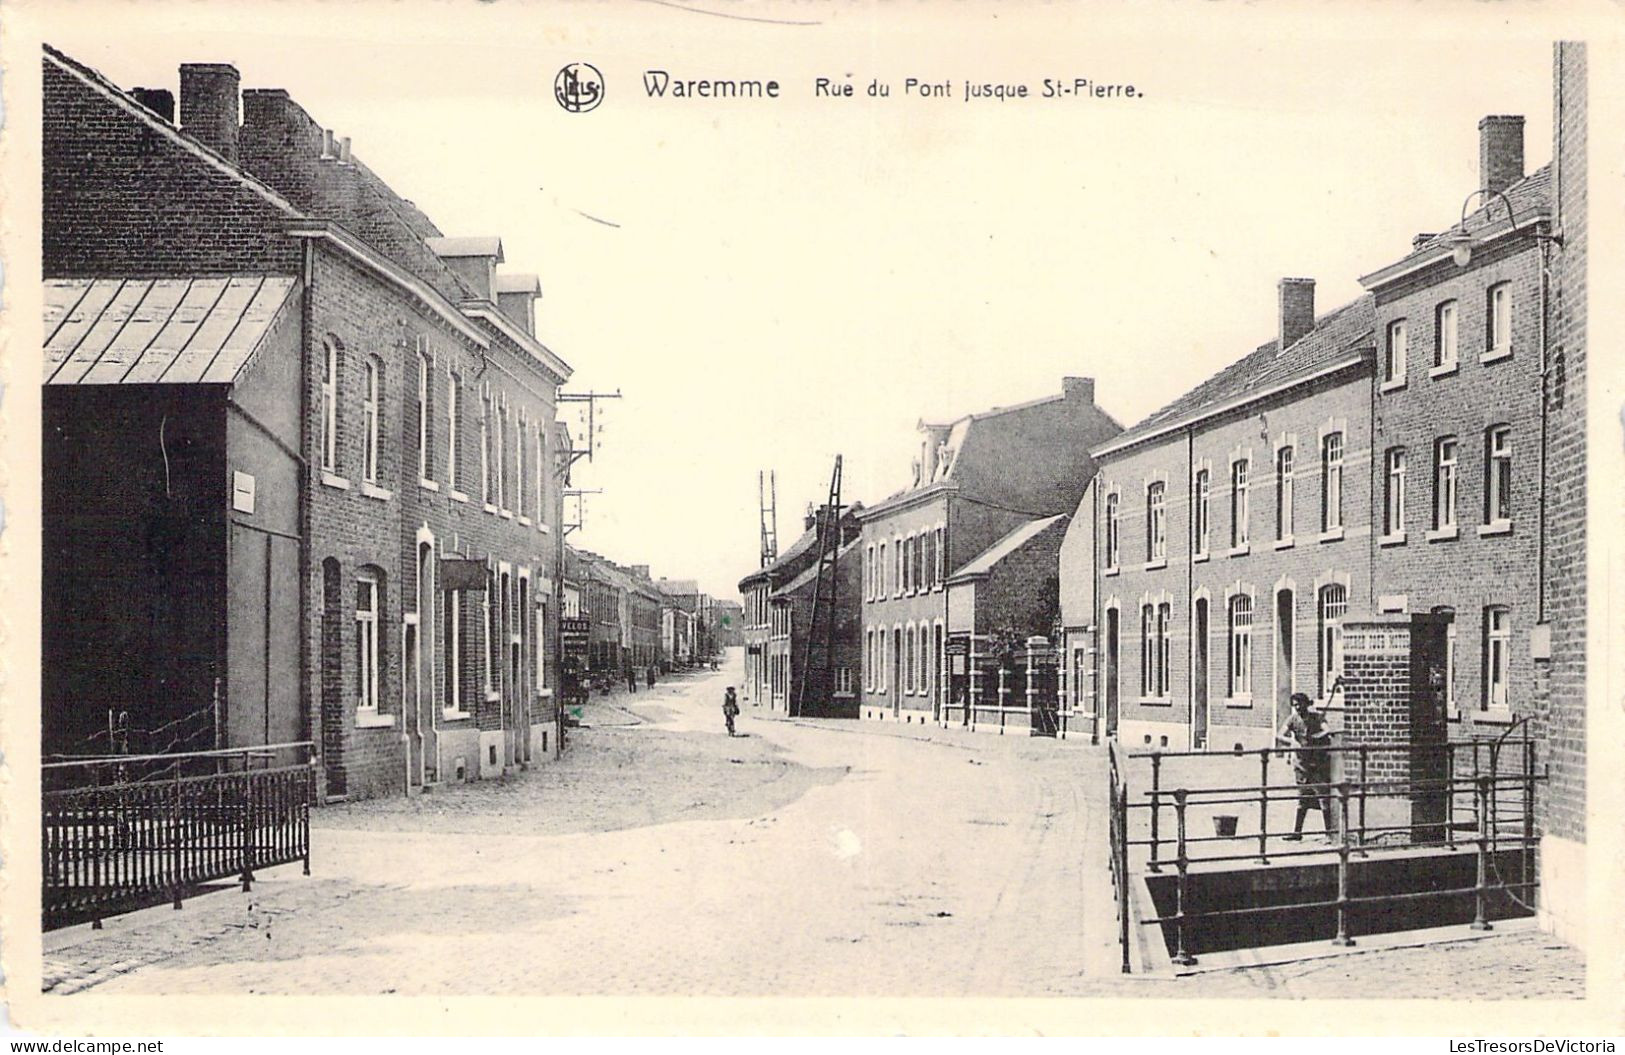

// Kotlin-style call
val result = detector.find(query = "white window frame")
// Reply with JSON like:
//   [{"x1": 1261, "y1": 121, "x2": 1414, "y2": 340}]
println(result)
[
  {"x1": 1276, "y1": 446, "x2": 1294, "y2": 541},
  {"x1": 356, "y1": 571, "x2": 380, "y2": 713},
  {"x1": 1384, "y1": 447, "x2": 1407, "y2": 540},
  {"x1": 1229, "y1": 594, "x2": 1253, "y2": 699},
  {"x1": 362, "y1": 358, "x2": 379, "y2": 484},
  {"x1": 1484, "y1": 607, "x2": 1511, "y2": 710},
  {"x1": 1322, "y1": 433, "x2": 1344, "y2": 533},
  {"x1": 1485, "y1": 282, "x2": 1512, "y2": 361},
  {"x1": 1230, "y1": 459, "x2": 1250, "y2": 549},
  {"x1": 1485, "y1": 425, "x2": 1512, "y2": 527},
  {"x1": 447, "y1": 371, "x2": 461, "y2": 492},
  {"x1": 321, "y1": 341, "x2": 339, "y2": 473},
  {"x1": 515, "y1": 412, "x2": 526, "y2": 518},
  {"x1": 1434, "y1": 300, "x2": 1459, "y2": 373},
  {"x1": 444, "y1": 586, "x2": 466, "y2": 717},
  {"x1": 417, "y1": 350, "x2": 431, "y2": 481},
  {"x1": 1147, "y1": 482, "x2": 1166, "y2": 563},
  {"x1": 1434, "y1": 437, "x2": 1458, "y2": 532},
  {"x1": 1193, "y1": 470, "x2": 1210, "y2": 557},
  {"x1": 1105, "y1": 492, "x2": 1121, "y2": 570},
  {"x1": 1383, "y1": 318, "x2": 1408, "y2": 388},
  {"x1": 1318, "y1": 584, "x2": 1347, "y2": 699}
]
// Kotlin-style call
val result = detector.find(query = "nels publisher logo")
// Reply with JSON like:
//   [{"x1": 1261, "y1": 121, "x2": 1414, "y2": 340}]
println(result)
[{"x1": 555, "y1": 63, "x2": 604, "y2": 113}]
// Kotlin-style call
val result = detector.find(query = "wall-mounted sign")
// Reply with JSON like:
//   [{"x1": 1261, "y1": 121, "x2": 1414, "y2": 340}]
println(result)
[{"x1": 232, "y1": 471, "x2": 256, "y2": 513}]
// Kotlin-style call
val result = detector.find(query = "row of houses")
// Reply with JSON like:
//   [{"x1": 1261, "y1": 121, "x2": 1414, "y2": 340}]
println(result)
[
  {"x1": 743, "y1": 45, "x2": 1586, "y2": 942},
  {"x1": 36, "y1": 46, "x2": 725, "y2": 804},
  {"x1": 560, "y1": 546, "x2": 732, "y2": 686}
]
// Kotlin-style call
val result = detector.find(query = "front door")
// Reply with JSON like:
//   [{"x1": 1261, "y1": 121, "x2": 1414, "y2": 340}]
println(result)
[
  {"x1": 892, "y1": 627, "x2": 902, "y2": 716},
  {"x1": 1193, "y1": 598, "x2": 1210, "y2": 750},
  {"x1": 1104, "y1": 608, "x2": 1120, "y2": 738},
  {"x1": 1275, "y1": 589, "x2": 1295, "y2": 732}
]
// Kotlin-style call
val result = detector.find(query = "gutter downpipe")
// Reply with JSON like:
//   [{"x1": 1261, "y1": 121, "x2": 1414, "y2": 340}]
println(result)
[
  {"x1": 1186, "y1": 425, "x2": 1196, "y2": 751},
  {"x1": 299, "y1": 238, "x2": 318, "y2": 798}
]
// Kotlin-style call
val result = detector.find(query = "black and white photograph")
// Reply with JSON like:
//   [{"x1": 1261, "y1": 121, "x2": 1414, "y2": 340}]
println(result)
[{"x1": 0, "y1": 0, "x2": 1618, "y2": 1039}]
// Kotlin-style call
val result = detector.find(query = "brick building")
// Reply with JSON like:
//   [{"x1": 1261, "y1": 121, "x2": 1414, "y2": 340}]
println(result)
[
  {"x1": 944, "y1": 514, "x2": 1068, "y2": 733},
  {"x1": 1063, "y1": 288, "x2": 1377, "y2": 751},
  {"x1": 658, "y1": 579, "x2": 699, "y2": 670},
  {"x1": 858, "y1": 377, "x2": 1120, "y2": 725},
  {"x1": 738, "y1": 509, "x2": 856, "y2": 706},
  {"x1": 1535, "y1": 42, "x2": 1587, "y2": 944},
  {"x1": 766, "y1": 517, "x2": 863, "y2": 718},
  {"x1": 41, "y1": 47, "x2": 571, "y2": 799}
]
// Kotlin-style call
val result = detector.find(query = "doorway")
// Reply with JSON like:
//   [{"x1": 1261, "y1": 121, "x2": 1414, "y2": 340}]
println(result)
[
  {"x1": 1193, "y1": 597, "x2": 1209, "y2": 750},
  {"x1": 1104, "y1": 607, "x2": 1120, "y2": 738},
  {"x1": 1275, "y1": 589, "x2": 1295, "y2": 732}
]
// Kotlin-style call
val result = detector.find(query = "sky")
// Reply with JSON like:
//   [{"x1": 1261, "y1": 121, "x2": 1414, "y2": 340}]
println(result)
[{"x1": 26, "y1": 1, "x2": 1575, "y2": 599}]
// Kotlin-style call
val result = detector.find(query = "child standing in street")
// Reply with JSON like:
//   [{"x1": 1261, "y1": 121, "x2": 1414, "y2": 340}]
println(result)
[{"x1": 723, "y1": 686, "x2": 740, "y2": 736}]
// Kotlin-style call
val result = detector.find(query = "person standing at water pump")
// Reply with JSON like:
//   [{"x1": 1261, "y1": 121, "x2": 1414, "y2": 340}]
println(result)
[{"x1": 1277, "y1": 692, "x2": 1334, "y2": 841}]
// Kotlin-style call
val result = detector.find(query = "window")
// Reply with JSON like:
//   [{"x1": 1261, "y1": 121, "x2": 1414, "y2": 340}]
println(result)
[
  {"x1": 865, "y1": 629, "x2": 874, "y2": 689},
  {"x1": 480, "y1": 398, "x2": 491, "y2": 505},
  {"x1": 914, "y1": 534, "x2": 925, "y2": 591},
  {"x1": 1147, "y1": 482, "x2": 1166, "y2": 562},
  {"x1": 1435, "y1": 300, "x2": 1459, "y2": 369},
  {"x1": 836, "y1": 667, "x2": 852, "y2": 694},
  {"x1": 447, "y1": 372, "x2": 461, "y2": 491},
  {"x1": 1228, "y1": 595, "x2": 1253, "y2": 697},
  {"x1": 1275, "y1": 447, "x2": 1294, "y2": 541},
  {"x1": 1484, "y1": 607, "x2": 1510, "y2": 709},
  {"x1": 1486, "y1": 282, "x2": 1512, "y2": 358},
  {"x1": 321, "y1": 341, "x2": 339, "y2": 472},
  {"x1": 935, "y1": 527, "x2": 945, "y2": 585},
  {"x1": 1105, "y1": 493, "x2": 1121, "y2": 569},
  {"x1": 362, "y1": 359, "x2": 379, "y2": 483},
  {"x1": 1433, "y1": 606, "x2": 1457, "y2": 711},
  {"x1": 895, "y1": 537, "x2": 903, "y2": 596},
  {"x1": 1318, "y1": 585, "x2": 1347, "y2": 698},
  {"x1": 906, "y1": 626, "x2": 916, "y2": 693},
  {"x1": 515, "y1": 415, "x2": 525, "y2": 515},
  {"x1": 1193, "y1": 470, "x2": 1210, "y2": 556},
  {"x1": 1384, "y1": 319, "x2": 1407, "y2": 385},
  {"x1": 1141, "y1": 604, "x2": 1154, "y2": 696},
  {"x1": 1485, "y1": 426, "x2": 1512, "y2": 525},
  {"x1": 417, "y1": 351, "x2": 430, "y2": 480},
  {"x1": 1230, "y1": 459, "x2": 1249, "y2": 548},
  {"x1": 485, "y1": 570, "x2": 498, "y2": 694},
  {"x1": 878, "y1": 632, "x2": 887, "y2": 693},
  {"x1": 1156, "y1": 602, "x2": 1171, "y2": 697},
  {"x1": 865, "y1": 545, "x2": 875, "y2": 601},
  {"x1": 903, "y1": 536, "x2": 913, "y2": 594},
  {"x1": 1434, "y1": 438, "x2": 1458, "y2": 530},
  {"x1": 444, "y1": 588, "x2": 463, "y2": 713},
  {"x1": 536, "y1": 427, "x2": 546, "y2": 522},
  {"x1": 355, "y1": 572, "x2": 380, "y2": 712},
  {"x1": 1321, "y1": 433, "x2": 1344, "y2": 531},
  {"x1": 878, "y1": 541, "x2": 888, "y2": 596},
  {"x1": 495, "y1": 405, "x2": 507, "y2": 510},
  {"x1": 1384, "y1": 447, "x2": 1407, "y2": 537}
]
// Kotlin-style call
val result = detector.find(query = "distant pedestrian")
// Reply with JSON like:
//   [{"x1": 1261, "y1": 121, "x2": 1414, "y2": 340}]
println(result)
[
  {"x1": 1277, "y1": 692, "x2": 1334, "y2": 841},
  {"x1": 723, "y1": 687, "x2": 740, "y2": 736},
  {"x1": 647, "y1": 667, "x2": 657, "y2": 690},
  {"x1": 626, "y1": 666, "x2": 637, "y2": 693}
]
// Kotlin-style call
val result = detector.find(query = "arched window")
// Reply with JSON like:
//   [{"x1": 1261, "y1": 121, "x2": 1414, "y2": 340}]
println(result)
[
  {"x1": 321, "y1": 339, "x2": 341, "y2": 472},
  {"x1": 1147, "y1": 482, "x2": 1166, "y2": 561},
  {"x1": 1484, "y1": 606, "x2": 1511, "y2": 710},
  {"x1": 1105, "y1": 493, "x2": 1121, "y2": 569},
  {"x1": 1318, "y1": 584, "x2": 1348, "y2": 698},
  {"x1": 1228, "y1": 595, "x2": 1253, "y2": 697},
  {"x1": 363, "y1": 358, "x2": 380, "y2": 484},
  {"x1": 355, "y1": 568, "x2": 382, "y2": 713},
  {"x1": 1192, "y1": 471, "x2": 1210, "y2": 556}
]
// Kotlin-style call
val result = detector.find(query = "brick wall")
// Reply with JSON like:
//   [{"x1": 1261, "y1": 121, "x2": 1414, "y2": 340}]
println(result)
[
  {"x1": 1540, "y1": 43, "x2": 1586, "y2": 843},
  {"x1": 44, "y1": 52, "x2": 301, "y2": 276}
]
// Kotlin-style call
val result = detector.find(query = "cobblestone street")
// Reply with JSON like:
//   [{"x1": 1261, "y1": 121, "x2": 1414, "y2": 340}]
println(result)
[{"x1": 42, "y1": 653, "x2": 1582, "y2": 999}]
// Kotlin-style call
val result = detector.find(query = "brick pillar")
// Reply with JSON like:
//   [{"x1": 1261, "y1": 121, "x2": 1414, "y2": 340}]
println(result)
[{"x1": 1340, "y1": 613, "x2": 1451, "y2": 841}]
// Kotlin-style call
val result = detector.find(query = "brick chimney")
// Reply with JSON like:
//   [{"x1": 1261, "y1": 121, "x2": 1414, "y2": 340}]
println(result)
[
  {"x1": 1062, "y1": 376, "x2": 1095, "y2": 405},
  {"x1": 494, "y1": 274, "x2": 543, "y2": 336},
  {"x1": 179, "y1": 63, "x2": 241, "y2": 163},
  {"x1": 1278, "y1": 278, "x2": 1316, "y2": 352},
  {"x1": 1479, "y1": 115, "x2": 1525, "y2": 195},
  {"x1": 1412, "y1": 233, "x2": 1436, "y2": 250},
  {"x1": 130, "y1": 87, "x2": 175, "y2": 124}
]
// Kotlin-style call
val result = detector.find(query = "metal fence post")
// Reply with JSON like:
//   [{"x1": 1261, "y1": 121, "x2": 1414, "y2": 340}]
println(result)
[
  {"x1": 240, "y1": 767, "x2": 255, "y2": 893},
  {"x1": 1333, "y1": 782, "x2": 1356, "y2": 946},
  {"x1": 1171, "y1": 788, "x2": 1196, "y2": 966},
  {"x1": 170, "y1": 770, "x2": 184, "y2": 911},
  {"x1": 1446, "y1": 742, "x2": 1458, "y2": 851},
  {"x1": 1471, "y1": 774, "x2": 1494, "y2": 931},
  {"x1": 1117, "y1": 782, "x2": 1131, "y2": 975},
  {"x1": 1257, "y1": 748, "x2": 1270, "y2": 864},
  {"x1": 1357, "y1": 744, "x2": 1370, "y2": 857},
  {"x1": 1148, "y1": 753, "x2": 1163, "y2": 873}
]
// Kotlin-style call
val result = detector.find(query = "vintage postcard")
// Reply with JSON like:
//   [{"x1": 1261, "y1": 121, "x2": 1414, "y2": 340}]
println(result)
[{"x1": 1, "y1": 0, "x2": 1621, "y2": 1038}]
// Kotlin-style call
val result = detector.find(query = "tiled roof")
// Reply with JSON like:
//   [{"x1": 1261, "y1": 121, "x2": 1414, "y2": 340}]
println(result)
[
  {"x1": 1361, "y1": 166, "x2": 1553, "y2": 287},
  {"x1": 1101, "y1": 295, "x2": 1375, "y2": 454},
  {"x1": 44, "y1": 276, "x2": 297, "y2": 385},
  {"x1": 658, "y1": 579, "x2": 700, "y2": 596},
  {"x1": 948, "y1": 515, "x2": 1067, "y2": 580},
  {"x1": 774, "y1": 539, "x2": 859, "y2": 597}
]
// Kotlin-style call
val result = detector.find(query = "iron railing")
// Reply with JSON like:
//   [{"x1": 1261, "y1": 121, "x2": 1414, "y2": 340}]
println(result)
[
  {"x1": 42, "y1": 742, "x2": 315, "y2": 930},
  {"x1": 1108, "y1": 731, "x2": 1541, "y2": 971}
]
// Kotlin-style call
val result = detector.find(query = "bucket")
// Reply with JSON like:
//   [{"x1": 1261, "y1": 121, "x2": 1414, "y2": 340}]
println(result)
[{"x1": 1212, "y1": 814, "x2": 1239, "y2": 838}]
